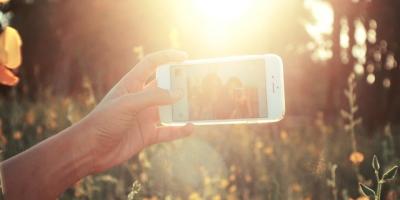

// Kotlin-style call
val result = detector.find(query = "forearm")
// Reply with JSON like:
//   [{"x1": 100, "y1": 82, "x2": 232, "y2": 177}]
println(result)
[{"x1": 1, "y1": 122, "x2": 94, "y2": 200}]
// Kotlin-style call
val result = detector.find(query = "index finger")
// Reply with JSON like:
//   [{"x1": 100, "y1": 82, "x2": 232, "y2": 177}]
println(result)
[{"x1": 121, "y1": 50, "x2": 188, "y2": 91}]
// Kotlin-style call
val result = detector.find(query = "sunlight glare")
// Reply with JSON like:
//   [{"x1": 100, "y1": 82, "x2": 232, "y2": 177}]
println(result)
[
  {"x1": 305, "y1": 0, "x2": 334, "y2": 39},
  {"x1": 193, "y1": 0, "x2": 253, "y2": 23},
  {"x1": 304, "y1": 0, "x2": 334, "y2": 61}
]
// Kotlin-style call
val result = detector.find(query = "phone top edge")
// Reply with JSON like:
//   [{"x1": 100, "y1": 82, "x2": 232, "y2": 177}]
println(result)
[{"x1": 165, "y1": 54, "x2": 280, "y2": 66}]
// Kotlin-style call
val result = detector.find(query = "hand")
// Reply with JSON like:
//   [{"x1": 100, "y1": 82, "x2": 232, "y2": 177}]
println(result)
[{"x1": 79, "y1": 50, "x2": 193, "y2": 173}]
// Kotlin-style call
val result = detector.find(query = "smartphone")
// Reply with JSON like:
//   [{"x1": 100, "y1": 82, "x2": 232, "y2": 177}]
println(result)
[{"x1": 156, "y1": 54, "x2": 285, "y2": 126}]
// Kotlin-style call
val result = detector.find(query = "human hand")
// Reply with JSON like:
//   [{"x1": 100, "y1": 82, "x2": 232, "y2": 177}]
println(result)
[{"x1": 78, "y1": 50, "x2": 193, "y2": 173}]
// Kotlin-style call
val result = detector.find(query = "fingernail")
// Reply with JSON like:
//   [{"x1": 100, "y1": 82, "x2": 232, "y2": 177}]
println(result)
[{"x1": 170, "y1": 89, "x2": 183, "y2": 99}]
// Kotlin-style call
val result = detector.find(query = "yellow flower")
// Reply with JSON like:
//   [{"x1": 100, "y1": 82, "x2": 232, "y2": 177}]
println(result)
[
  {"x1": 219, "y1": 179, "x2": 229, "y2": 189},
  {"x1": 204, "y1": 176, "x2": 211, "y2": 186},
  {"x1": 212, "y1": 195, "x2": 221, "y2": 200},
  {"x1": 0, "y1": 27, "x2": 22, "y2": 69},
  {"x1": 188, "y1": 192, "x2": 202, "y2": 200},
  {"x1": 255, "y1": 141, "x2": 263, "y2": 149},
  {"x1": 229, "y1": 185, "x2": 237, "y2": 193},
  {"x1": 350, "y1": 151, "x2": 364, "y2": 165}
]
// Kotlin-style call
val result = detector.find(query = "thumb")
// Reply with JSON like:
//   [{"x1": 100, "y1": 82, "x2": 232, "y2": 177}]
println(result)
[{"x1": 118, "y1": 87, "x2": 183, "y2": 113}]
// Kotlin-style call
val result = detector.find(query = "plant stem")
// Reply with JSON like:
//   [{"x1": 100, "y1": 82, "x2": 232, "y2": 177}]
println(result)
[
  {"x1": 374, "y1": 169, "x2": 381, "y2": 200},
  {"x1": 376, "y1": 181, "x2": 382, "y2": 200}
]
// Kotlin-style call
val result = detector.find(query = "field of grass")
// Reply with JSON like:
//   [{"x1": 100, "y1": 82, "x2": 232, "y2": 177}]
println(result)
[{"x1": 0, "y1": 73, "x2": 398, "y2": 200}]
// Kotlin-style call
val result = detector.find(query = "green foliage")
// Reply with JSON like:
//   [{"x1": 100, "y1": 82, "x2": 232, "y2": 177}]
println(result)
[
  {"x1": 372, "y1": 155, "x2": 380, "y2": 171},
  {"x1": 359, "y1": 183, "x2": 375, "y2": 197},
  {"x1": 359, "y1": 155, "x2": 399, "y2": 200},
  {"x1": 382, "y1": 166, "x2": 398, "y2": 181}
]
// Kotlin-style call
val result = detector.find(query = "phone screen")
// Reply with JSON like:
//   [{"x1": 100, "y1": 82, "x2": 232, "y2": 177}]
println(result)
[{"x1": 170, "y1": 59, "x2": 268, "y2": 122}]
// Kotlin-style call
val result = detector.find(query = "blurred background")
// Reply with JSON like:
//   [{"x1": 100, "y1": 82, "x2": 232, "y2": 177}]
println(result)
[{"x1": 0, "y1": 0, "x2": 399, "y2": 199}]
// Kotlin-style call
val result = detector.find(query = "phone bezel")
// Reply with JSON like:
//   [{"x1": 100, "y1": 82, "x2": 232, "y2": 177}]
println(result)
[{"x1": 156, "y1": 54, "x2": 285, "y2": 126}]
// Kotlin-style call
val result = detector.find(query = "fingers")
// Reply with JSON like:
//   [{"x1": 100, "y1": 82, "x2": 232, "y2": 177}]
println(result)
[
  {"x1": 144, "y1": 79, "x2": 156, "y2": 89},
  {"x1": 155, "y1": 124, "x2": 194, "y2": 143},
  {"x1": 118, "y1": 87, "x2": 183, "y2": 114},
  {"x1": 122, "y1": 50, "x2": 188, "y2": 91}
]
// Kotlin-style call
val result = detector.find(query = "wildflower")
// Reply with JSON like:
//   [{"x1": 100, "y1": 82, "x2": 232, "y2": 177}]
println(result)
[
  {"x1": 219, "y1": 179, "x2": 229, "y2": 189},
  {"x1": 245, "y1": 174, "x2": 252, "y2": 183},
  {"x1": 127, "y1": 181, "x2": 142, "y2": 200},
  {"x1": 229, "y1": 174, "x2": 236, "y2": 182},
  {"x1": 291, "y1": 183, "x2": 302, "y2": 193},
  {"x1": 36, "y1": 126, "x2": 43, "y2": 136},
  {"x1": 212, "y1": 195, "x2": 222, "y2": 200},
  {"x1": 263, "y1": 146, "x2": 274, "y2": 156},
  {"x1": 255, "y1": 141, "x2": 263, "y2": 149},
  {"x1": 188, "y1": 192, "x2": 202, "y2": 200},
  {"x1": 350, "y1": 151, "x2": 364, "y2": 165},
  {"x1": 46, "y1": 109, "x2": 58, "y2": 129},
  {"x1": 140, "y1": 172, "x2": 148, "y2": 183},
  {"x1": 229, "y1": 185, "x2": 237, "y2": 193},
  {"x1": 0, "y1": 65, "x2": 19, "y2": 86},
  {"x1": 280, "y1": 130, "x2": 288, "y2": 142},
  {"x1": 0, "y1": 26, "x2": 22, "y2": 86},
  {"x1": 25, "y1": 110, "x2": 36, "y2": 125},
  {"x1": 229, "y1": 165, "x2": 236, "y2": 172},
  {"x1": 13, "y1": 131, "x2": 22, "y2": 141},
  {"x1": 73, "y1": 180, "x2": 84, "y2": 198},
  {"x1": 203, "y1": 176, "x2": 211, "y2": 186}
]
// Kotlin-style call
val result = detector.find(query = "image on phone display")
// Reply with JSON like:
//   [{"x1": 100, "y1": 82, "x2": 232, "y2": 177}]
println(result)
[{"x1": 171, "y1": 59, "x2": 268, "y2": 121}]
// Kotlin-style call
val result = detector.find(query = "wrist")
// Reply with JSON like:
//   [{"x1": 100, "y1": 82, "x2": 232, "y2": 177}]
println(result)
[
  {"x1": 67, "y1": 120, "x2": 97, "y2": 177},
  {"x1": 0, "y1": 122, "x2": 96, "y2": 199}
]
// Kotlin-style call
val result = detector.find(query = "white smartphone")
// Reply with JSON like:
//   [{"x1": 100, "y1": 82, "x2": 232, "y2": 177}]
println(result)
[{"x1": 156, "y1": 54, "x2": 285, "y2": 126}]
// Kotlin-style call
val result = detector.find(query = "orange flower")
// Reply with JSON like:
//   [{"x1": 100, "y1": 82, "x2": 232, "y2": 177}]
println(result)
[
  {"x1": 229, "y1": 185, "x2": 237, "y2": 193},
  {"x1": 25, "y1": 110, "x2": 36, "y2": 125},
  {"x1": 13, "y1": 131, "x2": 22, "y2": 141},
  {"x1": 245, "y1": 174, "x2": 252, "y2": 183},
  {"x1": 291, "y1": 183, "x2": 302, "y2": 193},
  {"x1": 280, "y1": 130, "x2": 288, "y2": 142},
  {"x1": 263, "y1": 146, "x2": 274, "y2": 156},
  {"x1": 0, "y1": 65, "x2": 19, "y2": 86},
  {"x1": 0, "y1": 26, "x2": 22, "y2": 86},
  {"x1": 36, "y1": 126, "x2": 43, "y2": 136},
  {"x1": 350, "y1": 151, "x2": 364, "y2": 165}
]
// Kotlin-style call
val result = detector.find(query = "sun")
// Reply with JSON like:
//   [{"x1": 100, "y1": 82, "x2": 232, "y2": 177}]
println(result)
[{"x1": 192, "y1": 0, "x2": 253, "y2": 24}]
